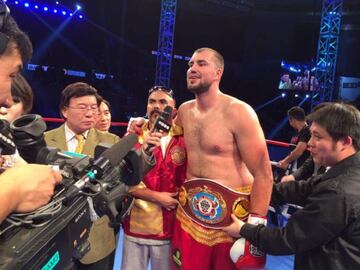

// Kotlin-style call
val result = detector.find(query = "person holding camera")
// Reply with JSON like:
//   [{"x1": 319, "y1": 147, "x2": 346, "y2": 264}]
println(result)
[{"x1": 0, "y1": 1, "x2": 62, "y2": 223}]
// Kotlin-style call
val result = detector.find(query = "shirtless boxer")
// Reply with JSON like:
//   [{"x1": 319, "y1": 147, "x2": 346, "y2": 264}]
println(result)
[
  {"x1": 129, "y1": 48, "x2": 273, "y2": 269},
  {"x1": 171, "y1": 48, "x2": 273, "y2": 270}
]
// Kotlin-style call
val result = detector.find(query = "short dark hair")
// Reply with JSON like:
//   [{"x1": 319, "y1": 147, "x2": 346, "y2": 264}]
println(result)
[
  {"x1": 308, "y1": 103, "x2": 360, "y2": 151},
  {"x1": 11, "y1": 73, "x2": 33, "y2": 114},
  {"x1": 194, "y1": 47, "x2": 224, "y2": 70},
  {"x1": 59, "y1": 82, "x2": 99, "y2": 111},
  {"x1": 1, "y1": 15, "x2": 33, "y2": 64},
  {"x1": 288, "y1": 106, "x2": 306, "y2": 121},
  {"x1": 97, "y1": 95, "x2": 111, "y2": 112}
]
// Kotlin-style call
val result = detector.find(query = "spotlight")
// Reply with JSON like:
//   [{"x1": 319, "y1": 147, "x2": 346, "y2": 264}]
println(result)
[
  {"x1": 70, "y1": 13, "x2": 73, "y2": 16},
  {"x1": 295, "y1": 94, "x2": 299, "y2": 98},
  {"x1": 56, "y1": 1, "x2": 59, "y2": 4},
  {"x1": 76, "y1": 4, "x2": 82, "y2": 10},
  {"x1": 34, "y1": 5, "x2": 38, "y2": 8},
  {"x1": 53, "y1": 9, "x2": 58, "y2": 13},
  {"x1": 281, "y1": 93, "x2": 286, "y2": 98},
  {"x1": 305, "y1": 94, "x2": 310, "y2": 98},
  {"x1": 62, "y1": 11, "x2": 67, "y2": 15},
  {"x1": 24, "y1": 3, "x2": 29, "y2": 7},
  {"x1": 44, "y1": 6, "x2": 48, "y2": 11},
  {"x1": 79, "y1": 14, "x2": 83, "y2": 19},
  {"x1": 14, "y1": 1, "x2": 19, "y2": 4}
]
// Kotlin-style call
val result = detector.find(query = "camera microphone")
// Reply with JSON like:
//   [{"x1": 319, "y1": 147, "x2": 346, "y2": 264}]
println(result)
[{"x1": 64, "y1": 133, "x2": 139, "y2": 200}]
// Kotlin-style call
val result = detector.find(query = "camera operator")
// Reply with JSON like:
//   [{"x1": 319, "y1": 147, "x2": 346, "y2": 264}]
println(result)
[{"x1": 0, "y1": 1, "x2": 62, "y2": 223}]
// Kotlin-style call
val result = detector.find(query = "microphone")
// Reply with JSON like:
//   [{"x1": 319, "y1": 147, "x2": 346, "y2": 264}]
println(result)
[
  {"x1": 100, "y1": 133, "x2": 138, "y2": 166},
  {"x1": 64, "y1": 133, "x2": 139, "y2": 200},
  {"x1": 145, "y1": 106, "x2": 173, "y2": 152}
]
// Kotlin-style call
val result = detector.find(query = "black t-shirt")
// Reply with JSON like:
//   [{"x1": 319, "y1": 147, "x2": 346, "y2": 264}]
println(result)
[{"x1": 290, "y1": 125, "x2": 311, "y2": 168}]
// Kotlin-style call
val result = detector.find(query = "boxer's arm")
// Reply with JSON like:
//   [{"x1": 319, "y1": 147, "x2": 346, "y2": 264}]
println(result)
[
  {"x1": 174, "y1": 103, "x2": 184, "y2": 127},
  {"x1": 231, "y1": 102, "x2": 273, "y2": 216}
]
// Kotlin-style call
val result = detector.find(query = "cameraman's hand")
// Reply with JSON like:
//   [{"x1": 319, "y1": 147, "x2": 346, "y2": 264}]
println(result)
[{"x1": 3, "y1": 164, "x2": 62, "y2": 213}]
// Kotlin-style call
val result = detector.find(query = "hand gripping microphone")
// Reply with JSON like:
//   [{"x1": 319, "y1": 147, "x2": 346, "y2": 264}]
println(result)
[{"x1": 145, "y1": 105, "x2": 173, "y2": 152}]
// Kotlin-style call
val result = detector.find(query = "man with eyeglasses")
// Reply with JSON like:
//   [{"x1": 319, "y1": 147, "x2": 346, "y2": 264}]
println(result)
[
  {"x1": 0, "y1": 1, "x2": 62, "y2": 223},
  {"x1": 44, "y1": 82, "x2": 119, "y2": 270},
  {"x1": 121, "y1": 86, "x2": 186, "y2": 270}
]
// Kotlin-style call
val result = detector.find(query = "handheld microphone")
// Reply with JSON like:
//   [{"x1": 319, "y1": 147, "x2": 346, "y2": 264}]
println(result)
[{"x1": 145, "y1": 106, "x2": 173, "y2": 152}]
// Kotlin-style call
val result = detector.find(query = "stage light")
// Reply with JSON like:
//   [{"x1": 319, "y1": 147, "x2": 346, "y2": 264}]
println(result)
[
  {"x1": 10, "y1": 1, "x2": 86, "y2": 21},
  {"x1": 295, "y1": 94, "x2": 299, "y2": 98},
  {"x1": 281, "y1": 93, "x2": 286, "y2": 98},
  {"x1": 305, "y1": 94, "x2": 310, "y2": 98}
]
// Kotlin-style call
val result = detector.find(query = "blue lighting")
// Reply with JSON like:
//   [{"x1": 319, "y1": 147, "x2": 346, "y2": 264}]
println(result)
[
  {"x1": 295, "y1": 94, "x2": 299, "y2": 98},
  {"x1": 5, "y1": 0, "x2": 85, "y2": 20},
  {"x1": 305, "y1": 94, "x2": 310, "y2": 98},
  {"x1": 281, "y1": 93, "x2": 286, "y2": 98}
]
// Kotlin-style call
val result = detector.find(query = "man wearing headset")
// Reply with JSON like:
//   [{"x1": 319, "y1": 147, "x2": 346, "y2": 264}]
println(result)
[{"x1": 0, "y1": 1, "x2": 62, "y2": 223}]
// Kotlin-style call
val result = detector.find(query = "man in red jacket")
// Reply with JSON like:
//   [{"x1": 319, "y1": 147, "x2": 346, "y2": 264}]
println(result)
[{"x1": 121, "y1": 86, "x2": 186, "y2": 270}]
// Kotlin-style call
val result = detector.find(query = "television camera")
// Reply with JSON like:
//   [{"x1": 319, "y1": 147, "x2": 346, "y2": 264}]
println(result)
[{"x1": 0, "y1": 114, "x2": 141, "y2": 270}]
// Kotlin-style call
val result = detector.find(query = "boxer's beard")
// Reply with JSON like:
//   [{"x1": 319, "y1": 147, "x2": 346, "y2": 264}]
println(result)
[{"x1": 187, "y1": 80, "x2": 210, "y2": 95}]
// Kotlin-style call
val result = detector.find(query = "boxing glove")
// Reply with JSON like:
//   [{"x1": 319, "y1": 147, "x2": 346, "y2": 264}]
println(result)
[{"x1": 229, "y1": 214, "x2": 267, "y2": 270}]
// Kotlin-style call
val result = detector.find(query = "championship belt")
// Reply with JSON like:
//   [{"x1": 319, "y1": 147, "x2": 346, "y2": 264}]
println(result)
[{"x1": 178, "y1": 178, "x2": 250, "y2": 229}]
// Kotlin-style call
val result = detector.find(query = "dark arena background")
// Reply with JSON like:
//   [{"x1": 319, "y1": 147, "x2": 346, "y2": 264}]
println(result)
[
  {"x1": 9, "y1": 0, "x2": 360, "y2": 142},
  {"x1": 2, "y1": 1, "x2": 360, "y2": 270}
]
